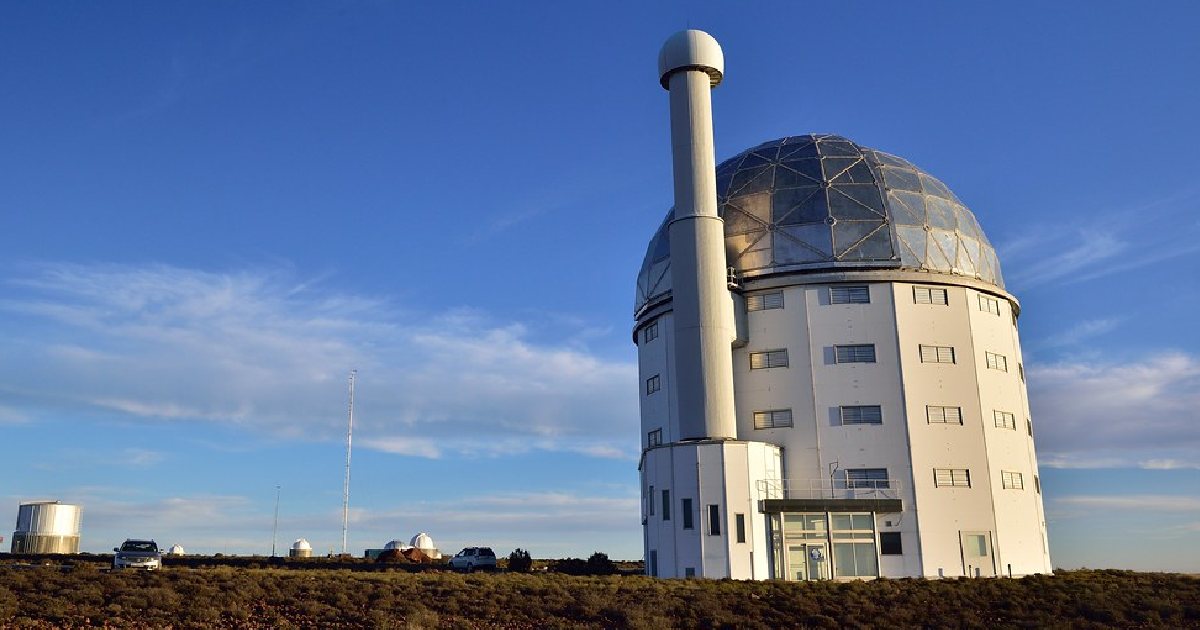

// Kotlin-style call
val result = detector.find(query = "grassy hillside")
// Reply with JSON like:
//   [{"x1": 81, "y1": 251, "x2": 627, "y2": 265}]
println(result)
[{"x1": 0, "y1": 565, "x2": 1196, "y2": 628}]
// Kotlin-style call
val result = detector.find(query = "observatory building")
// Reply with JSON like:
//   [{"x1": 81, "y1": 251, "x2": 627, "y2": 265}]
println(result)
[
  {"x1": 10, "y1": 501, "x2": 82, "y2": 554},
  {"x1": 635, "y1": 30, "x2": 1051, "y2": 580}
]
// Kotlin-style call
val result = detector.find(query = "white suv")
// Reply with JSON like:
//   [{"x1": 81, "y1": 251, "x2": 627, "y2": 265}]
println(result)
[
  {"x1": 113, "y1": 539, "x2": 162, "y2": 570},
  {"x1": 449, "y1": 547, "x2": 496, "y2": 571}
]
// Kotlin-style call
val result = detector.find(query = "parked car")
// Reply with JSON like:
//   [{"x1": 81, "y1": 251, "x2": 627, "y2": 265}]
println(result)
[
  {"x1": 448, "y1": 547, "x2": 496, "y2": 571},
  {"x1": 113, "y1": 539, "x2": 162, "y2": 570}
]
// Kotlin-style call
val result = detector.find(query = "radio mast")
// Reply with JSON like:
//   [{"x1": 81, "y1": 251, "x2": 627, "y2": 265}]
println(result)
[{"x1": 341, "y1": 369, "x2": 356, "y2": 556}]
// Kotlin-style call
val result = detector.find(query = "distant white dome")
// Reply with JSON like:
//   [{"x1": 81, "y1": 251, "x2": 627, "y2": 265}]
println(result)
[
  {"x1": 384, "y1": 539, "x2": 411, "y2": 550},
  {"x1": 292, "y1": 538, "x2": 312, "y2": 551},
  {"x1": 167, "y1": 544, "x2": 185, "y2": 555},
  {"x1": 409, "y1": 532, "x2": 435, "y2": 550}
]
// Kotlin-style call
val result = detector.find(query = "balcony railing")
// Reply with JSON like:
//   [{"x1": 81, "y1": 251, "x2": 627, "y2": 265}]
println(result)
[{"x1": 757, "y1": 478, "x2": 902, "y2": 502}]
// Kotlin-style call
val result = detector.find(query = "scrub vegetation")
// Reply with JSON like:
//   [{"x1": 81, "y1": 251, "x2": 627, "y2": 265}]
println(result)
[{"x1": 0, "y1": 564, "x2": 1196, "y2": 628}]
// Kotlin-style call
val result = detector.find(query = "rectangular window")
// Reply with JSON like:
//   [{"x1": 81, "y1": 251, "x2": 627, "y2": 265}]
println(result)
[
  {"x1": 750, "y1": 349, "x2": 789, "y2": 369},
  {"x1": 707, "y1": 505, "x2": 721, "y2": 536},
  {"x1": 648, "y1": 485, "x2": 654, "y2": 515},
  {"x1": 986, "y1": 352, "x2": 1008, "y2": 372},
  {"x1": 753, "y1": 409, "x2": 793, "y2": 429},
  {"x1": 649, "y1": 550, "x2": 657, "y2": 577},
  {"x1": 833, "y1": 542, "x2": 879, "y2": 578},
  {"x1": 934, "y1": 468, "x2": 971, "y2": 488},
  {"x1": 1019, "y1": 363, "x2": 1025, "y2": 382},
  {"x1": 647, "y1": 428, "x2": 663, "y2": 447},
  {"x1": 1027, "y1": 418, "x2": 1034, "y2": 436},
  {"x1": 927, "y1": 405, "x2": 963, "y2": 425},
  {"x1": 1034, "y1": 475, "x2": 1041, "y2": 494},
  {"x1": 835, "y1": 344, "x2": 876, "y2": 363},
  {"x1": 642, "y1": 320, "x2": 659, "y2": 343},
  {"x1": 919, "y1": 345, "x2": 956, "y2": 364},
  {"x1": 846, "y1": 468, "x2": 890, "y2": 489},
  {"x1": 735, "y1": 513, "x2": 746, "y2": 543},
  {"x1": 645, "y1": 374, "x2": 660, "y2": 394},
  {"x1": 993, "y1": 410, "x2": 1016, "y2": 430},
  {"x1": 879, "y1": 532, "x2": 903, "y2": 555},
  {"x1": 661, "y1": 489, "x2": 670, "y2": 521},
  {"x1": 978, "y1": 294, "x2": 1001, "y2": 316},
  {"x1": 830, "y1": 286, "x2": 870, "y2": 304},
  {"x1": 840, "y1": 405, "x2": 883, "y2": 425},
  {"x1": 1002, "y1": 471, "x2": 1024, "y2": 490},
  {"x1": 684, "y1": 567, "x2": 696, "y2": 578},
  {"x1": 681, "y1": 498, "x2": 694, "y2": 530},
  {"x1": 913, "y1": 286, "x2": 948, "y2": 305},
  {"x1": 746, "y1": 290, "x2": 784, "y2": 311}
]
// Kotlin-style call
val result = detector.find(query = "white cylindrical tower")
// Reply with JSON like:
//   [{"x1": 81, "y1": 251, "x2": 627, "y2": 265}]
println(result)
[
  {"x1": 11, "y1": 501, "x2": 82, "y2": 554},
  {"x1": 659, "y1": 29, "x2": 738, "y2": 440}
]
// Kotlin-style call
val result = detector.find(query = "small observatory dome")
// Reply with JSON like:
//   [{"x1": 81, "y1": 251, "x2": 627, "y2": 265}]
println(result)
[
  {"x1": 409, "y1": 532, "x2": 434, "y2": 550},
  {"x1": 167, "y1": 544, "x2": 185, "y2": 556},
  {"x1": 383, "y1": 539, "x2": 410, "y2": 550},
  {"x1": 636, "y1": 134, "x2": 1004, "y2": 315},
  {"x1": 290, "y1": 538, "x2": 312, "y2": 558}
]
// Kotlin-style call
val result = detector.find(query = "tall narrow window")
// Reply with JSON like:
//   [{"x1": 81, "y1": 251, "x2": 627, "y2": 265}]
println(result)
[
  {"x1": 919, "y1": 345, "x2": 956, "y2": 364},
  {"x1": 661, "y1": 489, "x2": 670, "y2": 521},
  {"x1": 645, "y1": 374, "x2": 660, "y2": 394},
  {"x1": 978, "y1": 294, "x2": 1001, "y2": 316},
  {"x1": 1002, "y1": 471, "x2": 1024, "y2": 490},
  {"x1": 934, "y1": 468, "x2": 971, "y2": 488},
  {"x1": 735, "y1": 513, "x2": 746, "y2": 543},
  {"x1": 750, "y1": 349, "x2": 789, "y2": 369},
  {"x1": 1019, "y1": 363, "x2": 1025, "y2": 382},
  {"x1": 648, "y1": 550, "x2": 657, "y2": 577},
  {"x1": 647, "y1": 428, "x2": 663, "y2": 447},
  {"x1": 830, "y1": 286, "x2": 870, "y2": 304},
  {"x1": 681, "y1": 498, "x2": 694, "y2": 530},
  {"x1": 707, "y1": 505, "x2": 721, "y2": 536},
  {"x1": 753, "y1": 409, "x2": 793, "y2": 429},
  {"x1": 1034, "y1": 475, "x2": 1041, "y2": 494},
  {"x1": 642, "y1": 320, "x2": 659, "y2": 343},
  {"x1": 648, "y1": 485, "x2": 654, "y2": 516},
  {"x1": 1027, "y1": 418, "x2": 1034, "y2": 436},
  {"x1": 927, "y1": 405, "x2": 963, "y2": 425},
  {"x1": 840, "y1": 405, "x2": 883, "y2": 425},
  {"x1": 913, "y1": 286, "x2": 948, "y2": 305},
  {"x1": 985, "y1": 352, "x2": 1008, "y2": 372},
  {"x1": 846, "y1": 468, "x2": 889, "y2": 489},
  {"x1": 746, "y1": 290, "x2": 784, "y2": 311},
  {"x1": 835, "y1": 344, "x2": 876, "y2": 363},
  {"x1": 993, "y1": 410, "x2": 1016, "y2": 430}
]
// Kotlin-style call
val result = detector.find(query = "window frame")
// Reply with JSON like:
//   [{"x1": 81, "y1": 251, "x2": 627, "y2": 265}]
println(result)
[
  {"x1": 746, "y1": 290, "x2": 784, "y2": 312},
  {"x1": 879, "y1": 531, "x2": 903, "y2": 556},
  {"x1": 845, "y1": 468, "x2": 890, "y2": 490},
  {"x1": 978, "y1": 294, "x2": 1001, "y2": 316},
  {"x1": 681, "y1": 498, "x2": 694, "y2": 530},
  {"x1": 934, "y1": 468, "x2": 971, "y2": 488},
  {"x1": 830, "y1": 285, "x2": 870, "y2": 304},
  {"x1": 707, "y1": 504, "x2": 721, "y2": 536},
  {"x1": 913, "y1": 286, "x2": 948, "y2": 305},
  {"x1": 645, "y1": 374, "x2": 661, "y2": 395},
  {"x1": 661, "y1": 489, "x2": 670, "y2": 521},
  {"x1": 1002, "y1": 471, "x2": 1024, "y2": 490},
  {"x1": 834, "y1": 344, "x2": 877, "y2": 364},
  {"x1": 840, "y1": 405, "x2": 883, "y2": 425},
  {"x1": 642, "y1": 320, "x2": 659, "y2": 343},
  {"x1": 993, "y1": 410, "x2": 1017, "y2": 430},
  {"x1": 647, "y1": 428, "x2": 663, "y2": 447},
  {"x1": 735, "y1": 513, "x2": 746, "y2": 543},
  {"x1": 753, "y1": 409, "x2": 794, "y2": 429},
  {"x1": 919, "y1": 345, "x2": 956, "y2": 364},
  {"x1": 750, "y1": 349, "x2": 789, "y2": 369},
  {"x1": 927, "y1": 405, "x2": 964, "y2": 425},
  {"x1": 985, "y1": 351, "x2": 1009, "y2": 372}
]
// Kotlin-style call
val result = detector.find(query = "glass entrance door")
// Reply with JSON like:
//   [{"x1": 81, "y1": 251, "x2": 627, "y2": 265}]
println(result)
[{"x1": 786, "y1": 543, "x2": 829, "y2": 580}]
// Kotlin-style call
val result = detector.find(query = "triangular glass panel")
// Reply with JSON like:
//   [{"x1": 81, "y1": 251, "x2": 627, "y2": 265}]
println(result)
[
  {"x1": 817, "y1": 140, "x2": 860, "y2": 157},
  {"x1": 779, "y1": 139, "x2": 818, "y2": 160},
  {"x1": 777, "y1": 188, "x2": 829, "y2": 226},
  {"x1": 729, "y1": 165, "x2": 774, "y2": 197},
  {"x1": 925, "y1": 229, "x2": 952, "y2": 271},
  {"x1": 773, "y1": 228, "x2": 828, "y2": 264},
  {"x1": 955, "y1": 236, "x2": 977, "y2": 276},
  {"x1": 723, "y1": 202, "x2": 769, "y2": 236},
  {"x1": 780, "y1": 158, "x2": 824, "y2": 183},
  {"x1": 774, "y1": 163, "x2": 822, "y2": 188},
  {"x1": 821, "y1": 157, "x2": 860, "y2": 180},
  {"x1": 772, "y1": 186, "x2": 820, "y2": 223},
  {"x1": 739, "y1": 153, "x2": 772, "y2": 170},
  {"x1": 919, "y1": 173, "x2": 954, "y2": 200},
  {"x1": 733, "y1": 191, "x2": 771, "y2": 222},
  {"x1": 716, "y1": 170, "x2": 735, "y2": 196},
  {"x1": 869, "y1": 150, "x2": 916, "y2": 169},
  {"x1": 889, "y1": 191, "x2": 926, "y2": 226},
  {"x1": 779, "y1": 224, "x2": 834, "y2": 259},
  {"x1": 841, "y1": 226, "x2": 895, "y2": 261},
  {"x1": 926, "y1": 196, "x2": 957, "y2": 230},
  {"x1": 832, "y1": 184, "x2": 886, "y2": 214},
  {"x1": 830, "y1": 159, "x2": 876, "y2": 184},
  {"x1": 895, "y1": 225, "x2": 927, "y2": 266},
  {"x1": 833, "y1": 220, "x2": 885, "y2": 258},
  {"x1": 881, "y1": 166, "x2": 922, "y2": 192},
  {"x1": 829, "y1": 186, "x2": 887, "y2": 220},
  {"x1": 961, "y1": 236, "x2": 982, "y2": 274},
  {"x1": 932, "y1": 229, "x2": 959, "y2": 271},
  {"x1": 651, "y1": 228, "x2": 670, "y2": 263}
]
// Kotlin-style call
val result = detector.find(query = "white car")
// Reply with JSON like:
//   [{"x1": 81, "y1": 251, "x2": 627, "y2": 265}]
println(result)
[
  {"x1": 448, "y1": 547, "x2": 496, "y2": 571},
  {"x1": 113, "y1": 539, "x2": 162, "y2": 570}
]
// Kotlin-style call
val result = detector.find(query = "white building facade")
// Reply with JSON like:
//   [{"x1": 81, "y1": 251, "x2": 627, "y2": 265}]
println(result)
[{"x1": 636, "y1": 31, "x2": 1051, "y2": 581}]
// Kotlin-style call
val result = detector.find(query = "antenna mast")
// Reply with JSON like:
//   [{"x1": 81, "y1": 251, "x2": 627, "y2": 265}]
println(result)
[{"x1": 341, "y1": 369, "x2": 356, "y2": 556}]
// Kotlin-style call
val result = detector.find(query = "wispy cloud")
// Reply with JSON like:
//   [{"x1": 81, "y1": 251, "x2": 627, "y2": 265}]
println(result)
[
  {"x1": 1054, "y1": 495, "x2": 1200, "y2": 512},
  {"x1": 1039, "y1": 318, "x2": 1121, "y2": 348},
  {"x1": 0, "y1": 263, "x2": 639, "y2": 459}
]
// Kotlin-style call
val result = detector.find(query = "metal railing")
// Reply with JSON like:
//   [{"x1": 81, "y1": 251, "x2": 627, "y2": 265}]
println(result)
[{"x1": 757, "y1": 478, "x2": 902, "y2": 501}]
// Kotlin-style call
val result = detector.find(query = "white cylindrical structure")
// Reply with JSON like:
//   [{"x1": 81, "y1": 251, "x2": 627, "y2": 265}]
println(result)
[
  {"x1": 11, "y1": 501, "x2": 82, "y2": 554},
  {"x1": 659, "y1": 29, "x2": 738, "y2": 441},
  {"x1": 290, "y1": 538, "x2": 313, "y2": 558}
]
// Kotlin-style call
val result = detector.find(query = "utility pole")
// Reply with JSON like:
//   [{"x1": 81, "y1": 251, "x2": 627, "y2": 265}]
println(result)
[
  {"x1": 271, "y1": 484, "x2": 281, "y2": 557},
  {"x1": 341, "y1": 369, "x2": 356, "y2": 556}
]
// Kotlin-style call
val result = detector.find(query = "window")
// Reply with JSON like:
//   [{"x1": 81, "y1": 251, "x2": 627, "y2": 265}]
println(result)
[
  {"x1": 1019, "y1": 363, "x2": 1025, "y2": 382},
  {"x1": 746, "y1": 290, "x2": 784, "y2": 311},
  {"x1": 648, "y1": 485, "x2": 654, "y2": 516},
  {"x1": 978, "y1": 294, "x2": 1001, "y2": 316},
  {"x1": 681, "y1": 498, "x2": 694, "y2": 530},
  {"x1": 684, "y1": 567, "x2": 696, "y2": 578},
  {"x1": 934, "y1": 468, "x2": 971, "y2": 488},
  {"x1": 985, "y1": 352, "x2": 1008, "y2": 372},
  {"x1": 647, "y1": 428, "x2": 663, "y2": 447},
  {"x1": 927, "y1": 405, "x2": 963, "y2": 425},
  {"x1": 831, "y1": 514, "x2": 878, "y2": 578},
  {"x1": 750, "y1": 349, "x2": 789, "y2": 369},
  {"x1": 919, "y1": 345, "x2": 956, "y2": 364},
  {"x1": 661, "y1": 489, "x2": 670, "y2": 521},
  {"x1": 642, "y1": 320, "x2": 659, "y2": 343},
  {"x1": 879, "y1": 532, "x2": 903, "y2": 555},
  {"x1": 835, "y1": 344, "x2": 876, "y2": 363},
  {"x1": 846, "y1": 468, "x2": 889, "y2": 489},
  {"x1": 707, "y1": 505, "x2": 721, "y2": 536},
  {"x1": 1002, "y1": 471, "x2": 1024, "y2": 490},
  {"x1": 830, "y1": 286, "x2": 870, "y2": 304},
  {"x1": 1027, "y1": 418, "x2": 1034, "y2": 436},
  {"x1": 840, "y1": 405, "x2": 883, "y2": 425},
  {"x1": 1034, "y1": 475, "x2": 1041, "y2": 494},
  {"x1": 753, "y1": 409, "x2": 793, "y2": 429},
  {"x1": 994, "y1": 410, "x2": 1016, "y2": 430},
  {"x1": 645, "y1": 374, "x2": 660, "y2": 394},
  {"x1": 735, "y1": 513, "x2": 746, "y2": 543},
  {"x1": 648, "y1": 550, "x2": 657, "y2": 577},
  {"x1": 913, "y1": 286, "x2": 948, "y2": 305}
]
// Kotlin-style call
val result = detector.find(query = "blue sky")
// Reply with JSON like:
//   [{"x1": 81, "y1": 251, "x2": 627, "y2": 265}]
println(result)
[{"x1": 1, "y1": 2, "x2": 1198, "y2": 570}]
